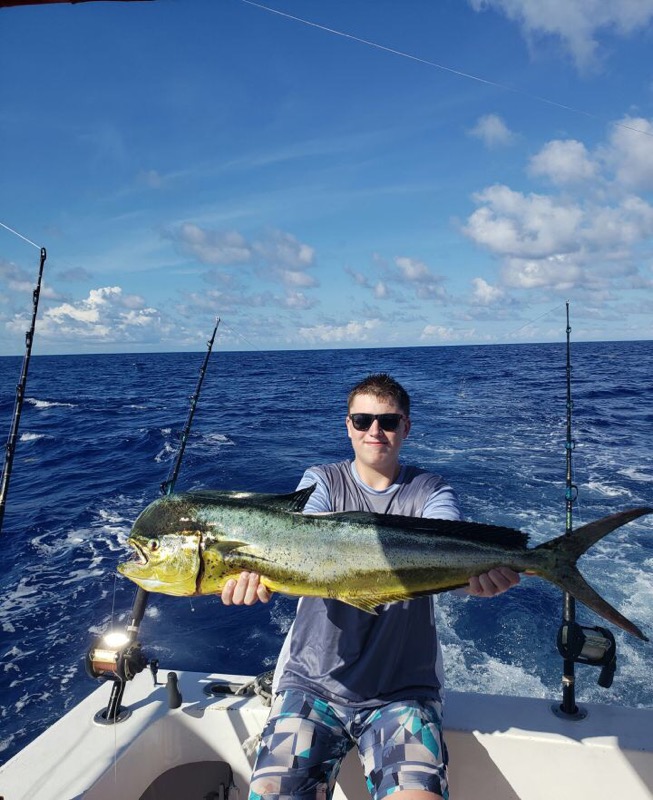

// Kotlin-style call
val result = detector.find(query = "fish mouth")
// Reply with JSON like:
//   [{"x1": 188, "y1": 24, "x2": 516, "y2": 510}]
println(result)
[{"x1": 124, "y1": 539, "x2": 149, "y2": 566}]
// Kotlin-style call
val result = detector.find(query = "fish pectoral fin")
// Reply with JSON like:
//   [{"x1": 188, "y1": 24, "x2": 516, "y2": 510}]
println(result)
[
  {"x1": 212, "y1": 539, "x2": 249, "y2": 553},
  {"x1": 340, "y1": 590, "x2": 418, "y2": 614}
]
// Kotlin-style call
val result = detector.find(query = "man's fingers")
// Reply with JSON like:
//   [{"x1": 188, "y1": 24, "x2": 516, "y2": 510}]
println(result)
[
  {"x1": 468, "y1": 567, "x2": 521, "y2": 597},
  {"x1": 221, "y1": 572, "x2": 272, "y2": 605}
]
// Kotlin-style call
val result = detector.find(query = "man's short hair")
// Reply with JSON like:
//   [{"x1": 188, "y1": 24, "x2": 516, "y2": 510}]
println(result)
[{"x1": 347, "y1": 373, "x2": 410, "y2": 416}]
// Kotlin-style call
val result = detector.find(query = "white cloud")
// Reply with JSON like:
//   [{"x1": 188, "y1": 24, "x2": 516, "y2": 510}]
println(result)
[
  {"x1": 298, "y1": 319, "x2": 381, "y2": 343},
  {"x1": 464, "y1": 185, "x2": 583, "y2": 258},
  {"x1": 468, "y1": 114, "x2": 516, "y2": 148},
  {"x1": 171, "y1": 225, "x2": 318, "y2": 292},
  {"x1": 469, "y1": 0, "x2": 653, "y2": 71},
  {"x1": 253, "y1": 231, "x2": 315, "y2": 270},
  {"x1": 283, "y1": 291, "x2": 316, "y2": 310},
  {"x1": 420, "y1": 325, "x2": 476, "y2": 341},
  {"x1": 279, "y1": 269, "x2": 317, "y2": 288},
  {"x1": 463, "y1": 119, "x2": 653, "y2": 297},
  {"x1": 394, "y1": 257, "x2": 447, "y2": 300},
  {"x1": 471, "y1": 277, "x2": 505, "y2": 305},
  {"x1": 528, "y1": 139, "x2": 598, "y2": 185},
  {"x1": 175, "y1": 224, "x2": 252, "y2": 266},
  {"x1": 500, "y1": 255, "x2": 584, "y2": 290},
  {"x1": 0, "y1": 262, "x2": 33, "y2": 295},
  {"x1": 8, "y1": 286, "x2": 167, "y2": 344},
  {"x1": 600, "y1": 116, "x2": 653, "y2": 191},
  {"x1": 374, "y1": 281, "x2": 389, "y2": 299}
]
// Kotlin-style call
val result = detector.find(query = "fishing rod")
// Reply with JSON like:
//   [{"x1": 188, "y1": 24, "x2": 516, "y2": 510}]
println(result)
[
  {"x1": 0, "y1": 246, "x2": 47, "y2": 535},
  {"x1": 553, "y1": 302, "x2": 617, "y2": 720},
  {"x1": 86, "y1": 317, "x2": 221, "y2": 722}
]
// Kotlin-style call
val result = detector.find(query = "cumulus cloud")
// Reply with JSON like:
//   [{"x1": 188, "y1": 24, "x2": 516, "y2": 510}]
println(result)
[
  {"x1": 0, "y1": 259, "x2": 36, "y2": 296},
  {"x1": 470, "y1": 277, "x2": 506, "y2": 305},
  {"x1": 468, "y1": 0, "x2": 653, "y2": 71},
  {"x1": 0, "y1": 258, "x2": 59, "y2": 301},
  {"x1": 283, "y1": 291, "x2": 317, "y2": 310},
  {"x1": 420, "y1": 325, "x2": 476, "y2": 341},
  {"x1": 600, "y1": 116, "x2": 653, "y2": 191},
  {"x1": 298, "y1": 319, "x2": 381, "y2": 344},
  {"x1": 463, "y1": 123, "x2": 653, "y2": 298},
  {"x1": 468, "y1": 114, "x2": 516, "y2": 148},
  {"x1": 393, "y1": 257, "x2": 448, "y2": 300},
  {"x1": 253, "y1": 230, "x2": 314, "y2": 270},
  {"x1": 173, "y1": 224, "x2": 252, "y2": 265},
  {"x1": 7, "y1": 286, "x2": 169, "y2": 344},
  {"x1": 464, "y1": 185, "x2": 584, "y2": 258},
  {"x1": 170, "y1": 224, "x2": 318, "y2": 292},
  {"x1": 528, "y1": 139, "x2": 598, "y2": 185}
]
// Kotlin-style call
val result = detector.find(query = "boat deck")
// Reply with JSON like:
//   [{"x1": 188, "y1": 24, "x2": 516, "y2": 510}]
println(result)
[{"x1": 1, "y1": 669, "x2": 652, "y2": 799}]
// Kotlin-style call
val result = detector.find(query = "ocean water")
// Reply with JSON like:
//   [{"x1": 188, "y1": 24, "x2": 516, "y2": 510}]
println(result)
[{"x1": 0, "y1": 341, "x2": 651, "y2": 766}]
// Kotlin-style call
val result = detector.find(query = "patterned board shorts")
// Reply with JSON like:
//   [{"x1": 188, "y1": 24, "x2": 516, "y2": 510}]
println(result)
[{"x1": 249, "y1": 689, "x2": 448, "y2": 800}]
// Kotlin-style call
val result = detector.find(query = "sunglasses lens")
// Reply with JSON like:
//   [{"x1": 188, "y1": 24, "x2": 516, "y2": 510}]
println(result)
[
  {"x1": 349, "y1": 414, "x2": 402, "y2": 431},
  {"x1": 350, "y1": 414, "x2": 373, "y2": 431},
  {"x1": 378, "y1": 414, "x2": 401, "y2": 431}
]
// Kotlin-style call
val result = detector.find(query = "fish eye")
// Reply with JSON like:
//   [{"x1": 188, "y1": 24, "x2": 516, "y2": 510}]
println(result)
[{"x1": 147, "y1": 539, "x2": 159, "y2": 551}]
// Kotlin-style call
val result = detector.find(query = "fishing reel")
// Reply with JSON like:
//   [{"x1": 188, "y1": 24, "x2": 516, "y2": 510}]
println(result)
[
  {"x1": 86, "y1": 630, "x2": 148, "y2": 683},
  {"x1": 557, "y1": 621, "x2": 617, "y2": 688}
]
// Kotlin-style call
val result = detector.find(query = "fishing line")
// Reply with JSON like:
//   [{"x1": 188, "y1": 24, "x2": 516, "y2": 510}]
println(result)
[
  {"x1": 238, "y1": 0, "x2": 653, "y2": 140},
  {"x1": 217, "y1": 319, "x2": 263, "y2": 351},
  {"x1": 0, "y1": 220, "x2": 42, "y2": 250},
  {"x1": 495, "y1": 303, "x2": 566, "y2": 343}
]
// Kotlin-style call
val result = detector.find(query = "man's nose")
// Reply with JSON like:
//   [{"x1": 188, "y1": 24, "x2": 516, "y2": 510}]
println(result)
[{"x1": 368, "y1": 419, "x2": 385, "y2": 435}]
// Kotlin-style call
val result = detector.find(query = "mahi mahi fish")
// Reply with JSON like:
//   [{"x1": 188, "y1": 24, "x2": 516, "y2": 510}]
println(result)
[{"x1": 117, "y1": 486, "x2": 652, "y2": 641}]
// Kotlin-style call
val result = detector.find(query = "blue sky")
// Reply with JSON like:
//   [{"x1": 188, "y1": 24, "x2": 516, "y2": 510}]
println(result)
[{"x1": 1, "y1": 0, "x2": 652, "y2": 355}]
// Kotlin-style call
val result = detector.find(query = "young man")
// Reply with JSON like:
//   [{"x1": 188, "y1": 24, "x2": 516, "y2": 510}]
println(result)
[{"x1": 222, "y1": 373, "x2": 519, "y2": 800}]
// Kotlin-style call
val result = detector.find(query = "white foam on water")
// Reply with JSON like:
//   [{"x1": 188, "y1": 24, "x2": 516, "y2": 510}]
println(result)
[
  {"x1": 0, "y1": 733, "x2": 16, "y2": 754},
  {"x1": 583, "y1": 480, "x2": 632, "y2": 499},
  {"x1": 155, "y1": 442, "x2": 176, "y2": 463},
  {"x1": 60, "y1": 568, "x2": 105, "y2": 586},
  {"x1": 617, "y1": 466, "x2": 653, "y2": 483},
  {"x1": 25, "y1": 397, "x2": 75, "y2": 410},
  {"x1": 19, "y1": 432, "x2": 47, "y2": 442},
  {"x1": 441, "y1": 641, "x2": 549, "y2": 699}
]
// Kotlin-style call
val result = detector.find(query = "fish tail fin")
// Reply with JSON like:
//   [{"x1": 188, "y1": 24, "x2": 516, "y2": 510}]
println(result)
[{"x1": 534, "y1": 506, "x2": 652, "y2": 642}]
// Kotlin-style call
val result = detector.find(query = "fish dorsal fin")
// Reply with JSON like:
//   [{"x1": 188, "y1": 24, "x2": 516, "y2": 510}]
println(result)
[
  {"x1": 177, "y1": 485, "x2": 316, "y2": 513},
  {"x1": 266, "y1": 485, "x2": 317, "y2": 513},
  {"x1": 318, "y1": 511, "x2": 529, "y2": 550}
]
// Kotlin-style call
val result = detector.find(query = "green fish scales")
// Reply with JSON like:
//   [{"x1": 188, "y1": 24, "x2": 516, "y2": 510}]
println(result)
[{"x1": 118, "y1": 486, "x2": 652, "y2": 641}]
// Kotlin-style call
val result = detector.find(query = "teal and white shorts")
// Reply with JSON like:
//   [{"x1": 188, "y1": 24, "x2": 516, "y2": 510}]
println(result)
[{"x1": 249, "y1": 689, "x2": 448, "y2": 800}]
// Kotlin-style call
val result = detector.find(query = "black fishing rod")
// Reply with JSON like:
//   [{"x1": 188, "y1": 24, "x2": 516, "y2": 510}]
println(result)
[
  {"x1": 553, "y1": 302, "x2": 617, "y2": 720},
  {"x1": 0, "y1": 247, "x2": 47, "y2": 535},
  {"x1": 123, "y1": 316, "x2": 221, "y2": 644},
  {"x1": 87, "y1": 317, "x2": 221, "y2": 722}
]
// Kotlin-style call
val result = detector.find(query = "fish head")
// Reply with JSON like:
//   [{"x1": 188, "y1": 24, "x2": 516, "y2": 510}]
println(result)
[{"x1": 117, "y1": 496, "x2": 202, "y2": 596}]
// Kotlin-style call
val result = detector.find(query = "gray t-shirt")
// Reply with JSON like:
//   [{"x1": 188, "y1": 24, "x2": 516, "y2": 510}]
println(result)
[{"x1": 274, "y1": 460, "x2": 462, "y2": 707}]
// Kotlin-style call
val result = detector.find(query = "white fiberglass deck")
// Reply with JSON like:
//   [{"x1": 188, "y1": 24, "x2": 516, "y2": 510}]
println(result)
[{"x1": 1, "y1": 669, "x2": 652, "y2": 800}]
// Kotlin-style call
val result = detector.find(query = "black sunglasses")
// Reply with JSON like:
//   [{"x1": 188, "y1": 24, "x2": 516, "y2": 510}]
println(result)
[{"x1": 348, "y1": 413, "x2": 406, "y2": 432}]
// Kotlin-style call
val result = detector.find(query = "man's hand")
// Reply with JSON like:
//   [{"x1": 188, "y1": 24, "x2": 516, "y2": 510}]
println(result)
[
  {"x1": 466, "y1": 567, "x2": 520, "y2": 597},
  {"x1": 221, "y1": 571, "x2": 272, "y2": 605}
]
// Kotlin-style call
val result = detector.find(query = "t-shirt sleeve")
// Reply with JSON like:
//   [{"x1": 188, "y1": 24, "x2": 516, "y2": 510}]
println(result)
[
  {"x1": 296, "y1": 468, "x2": 332, "y2": 513},
  {"x1": 422, "y1": 482, "x2": 462, "y2": 521}
]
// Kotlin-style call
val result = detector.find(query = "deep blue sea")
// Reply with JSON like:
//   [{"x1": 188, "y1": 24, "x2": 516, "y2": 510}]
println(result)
[{"x1": 1, "y1": 341, "x2": 652, "y2": 766}]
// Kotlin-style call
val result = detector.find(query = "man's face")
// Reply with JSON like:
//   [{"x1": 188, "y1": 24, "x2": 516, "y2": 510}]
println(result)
[{"x1": 345, "y1": 392, "x2": 410, "y2": 472}]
